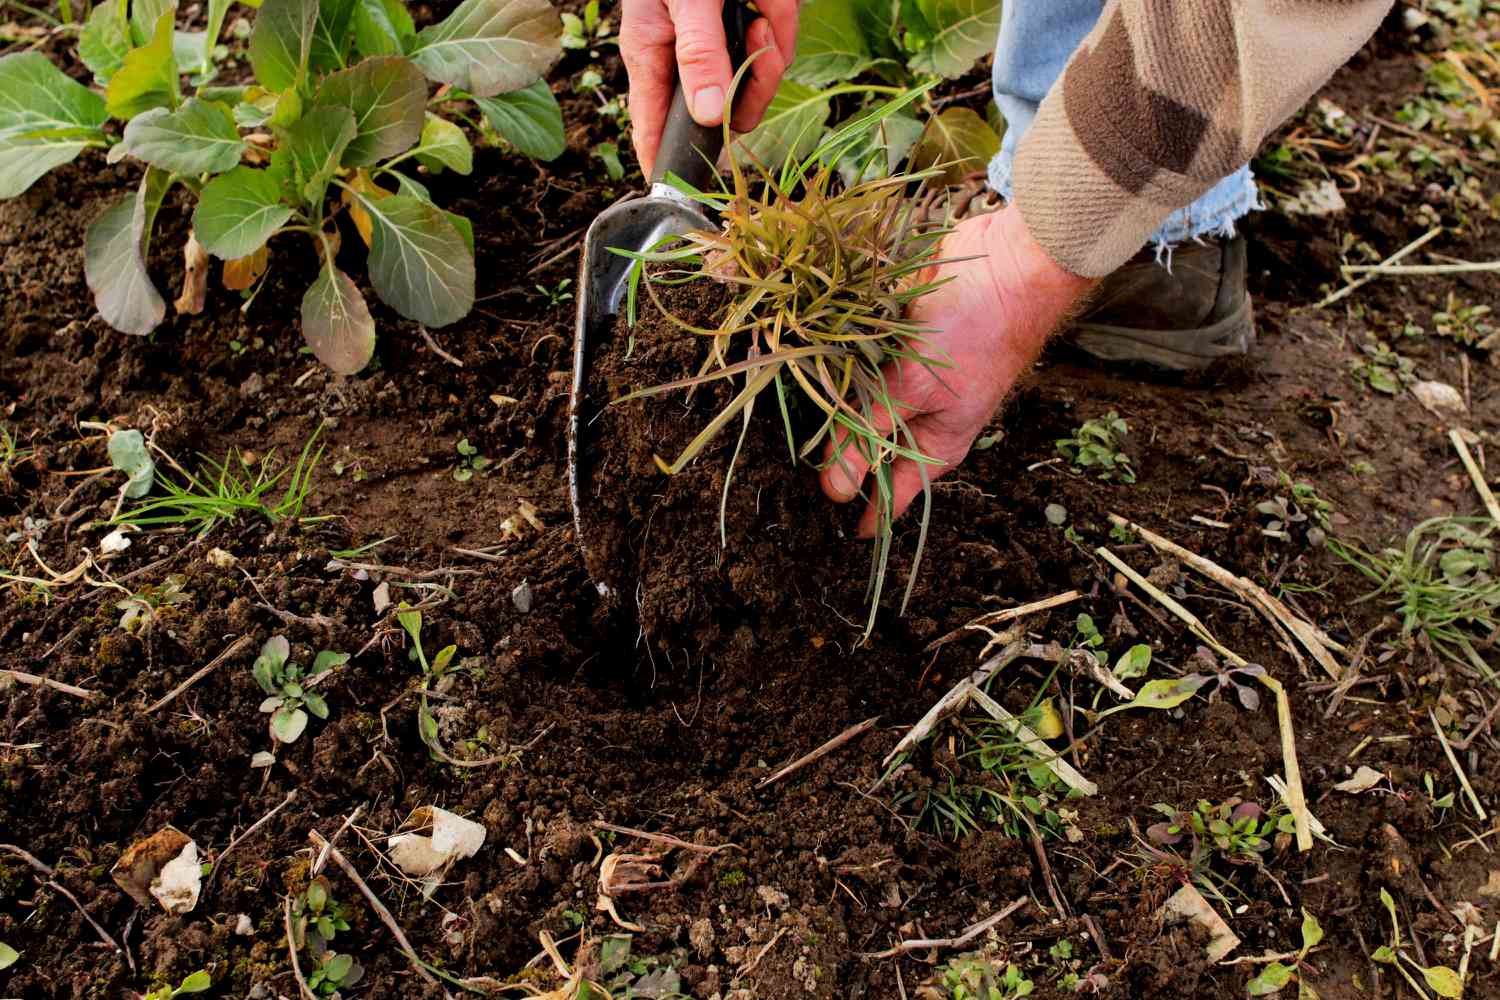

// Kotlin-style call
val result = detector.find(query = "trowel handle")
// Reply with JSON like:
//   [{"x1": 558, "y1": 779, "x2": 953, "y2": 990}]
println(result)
[{"x1": 648, "y1": 0, "x2": 755, "y2": 190}]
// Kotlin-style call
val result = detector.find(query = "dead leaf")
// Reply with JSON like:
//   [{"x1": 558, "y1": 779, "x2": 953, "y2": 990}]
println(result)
[
  {"x1": 1163, "y1": 883, "x2": 1240, "y2": 961},
  {"x1": 1412, "y1": 380, "x2": 1466, "y2": 417},
  {"x1": 173, "y1": 232, "x2": 210, "y2": 315},
  {"x1": 387, "y1": 805, "x2": 486, "y2": 898},
  {"x1": 909, "y1": 108, "x2": 1001, "y2": 187},
  {"x1": 1333, "y1": 765, "x2": 1386, "y2": 793},
  {"x1": 1281, "y1": 179, "x2": 1346, "y2": 217},
  {"x1": 112, "y1": 827, "x2": 192, "y2": 909},
  {"x1": 223, "y1": 246, "x2": 269, "y2": 291}
]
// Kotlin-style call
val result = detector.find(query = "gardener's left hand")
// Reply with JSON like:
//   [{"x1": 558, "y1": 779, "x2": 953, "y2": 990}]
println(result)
[{"x1": 819, "y1": 204, "x2": 1096, "y2": 538}]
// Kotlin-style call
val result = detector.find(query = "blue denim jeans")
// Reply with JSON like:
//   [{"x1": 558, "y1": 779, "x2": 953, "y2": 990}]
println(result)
[{"x1": 986, "y1": 0, "x2": 1261, "y2": 249}]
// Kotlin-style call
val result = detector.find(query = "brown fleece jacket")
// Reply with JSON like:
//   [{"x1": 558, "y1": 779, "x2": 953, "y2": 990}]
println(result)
[{"x1": 1012, "y1": 0, "x2": 1393, "y2": 278}]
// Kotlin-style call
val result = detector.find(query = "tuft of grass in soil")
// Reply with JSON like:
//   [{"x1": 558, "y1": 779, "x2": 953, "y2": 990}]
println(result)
[{"x1": 110, "y1": 425, "x2": 325, "y2": 535}]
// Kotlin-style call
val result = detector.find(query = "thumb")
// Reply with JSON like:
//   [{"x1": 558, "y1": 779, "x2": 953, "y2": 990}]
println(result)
[{"x1": 668, "y1": 0, "x2": 732, "y2": 126}]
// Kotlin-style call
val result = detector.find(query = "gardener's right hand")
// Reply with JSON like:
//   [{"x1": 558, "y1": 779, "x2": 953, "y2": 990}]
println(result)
[{"x1": 621, "y1": 0, "x2": 799, "y2": 180}]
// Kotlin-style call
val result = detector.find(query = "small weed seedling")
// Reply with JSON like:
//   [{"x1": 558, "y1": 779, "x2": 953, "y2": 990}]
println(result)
[
  {"x1": 290, "y1": 877, "x2": 353, "y2": 952},
  {"x1": 1147, "y1": 799, "x2": 1294, "y2": 864},
  {"x1": 592, "y1": 141, "x2": 625, "y2": 180},
  {"x1": 1074, "y1": 613, "x2": 1106, "y2": 650},
  {"x1": 1056, "y1": 412, "x2": 1136, "y2": 484},
  {"x1": 1192, "y1": 645, "x2": 1270, "y2": 712},
  {"x1": 933, "y1": 955, "x2": 1034, "y2": 999},
  {"x1": 1349, "y1": 341, "x2": 1416, "y2": 395},
  {"x1": 536, "y1": 278, "x2": 575, "y2": 308},
  {"x1": 0, "y1": 425, "x2": 34, "y2": 476},
  {"x1": 451, "y1": 438, "x2": 491, "y2": 482},
  {"x1": 1369, "y1": 888, "x2": 1464, "y2": 998},
  {"x1": 308, "y1": 952, "x2": 364, "y2": 996},
  {"x1": 253, "y1": 636, "x2": 347, "y2": 744},
  {"x1": 1244, "y1": 909, "x2": 1322, "y2": 996},
  {"x1": 561, "y1": 0, "x2": 615, "y2": 51},
  {"x1": 116, "y1": 575, "x2": 191, "y2": 634},
  {"x1": 1256, "y1": 477, "x2": 1333, "y2": 546},
  {"x1": 396, "y1": 603, "x2": 461, "y2": 760},
  {"x1": 139, "y1": 971, "x2": 211, "y2": 1000},
  {"x1": 1433, "y1": 296, "x2": 1496, "y2": 348}
]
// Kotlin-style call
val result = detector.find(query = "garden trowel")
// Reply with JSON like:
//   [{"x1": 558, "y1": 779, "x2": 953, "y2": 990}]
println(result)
[{"x1": 568, "y1": 1, "x2": 751, "y2": 600}]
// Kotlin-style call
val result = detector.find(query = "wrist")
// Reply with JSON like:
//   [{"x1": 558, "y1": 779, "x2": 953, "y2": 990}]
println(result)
[{"x1": 987, "y1": 203, "x2": 1096, "y2": 309}]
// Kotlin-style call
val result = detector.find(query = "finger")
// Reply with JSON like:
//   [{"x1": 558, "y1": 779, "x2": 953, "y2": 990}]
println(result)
[
  {"x1": 756, "y1": 0, "x2": 800, "y2": 64},
  {"x1": 620, "y1": 2, "x2": 676, "y2": 179},
  {"x1": 730, "y1": 19, "x2": 787, "y2": 134},
  {"x1": 856, "y1": 452, "x2": 955, "y2": 540},
  {"x1": 667, "y1": 0, "x2": 733, "y2": 126}
]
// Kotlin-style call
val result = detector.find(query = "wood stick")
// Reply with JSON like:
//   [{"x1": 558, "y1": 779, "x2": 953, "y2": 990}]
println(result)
[
  {"x1": 204, "y1": 790, "x2": 296, "y2": 897},
  {"x1": 924, "y1": 591, "x2": 1083, "y2": 652},
  {"x1": 1108, "y1": 514, "x2": 1345, "y2": 679},
  {"x1": 285, "y1": 895, "x2": 318, "y2": 1000},
  {"x1": 861, "y1": 897, "x2": 1029, "y2": 959},
  {"x1": 758, "y1": 717, "x2": 879, "y2": 789},
  {"x1": 882, "y1": 641, "x2": 1026, "y2": 767},
  {"x1": 1449, "y1": 430, "x2": 1500, "y2": 526},
  {"x1": 309, "y1": 830, "x2": 440, "y2": 986},
  {"x1": 1, "y1": 669, "x2": 98, "y2": 699},
  {"x1": 967, "y1": 686, "x2": 1098, "y2": 796},
  {"x1": 1314, "y1": 226, "x2": 1442, "y2": 308},
  {"x1": 313, "y1": 805, "x2": 365, "y2": 876},
  {"x1": 144, "y1": 635, "x2": 254, "y2": 714},
  {"x1": 1432, "y1": 709, "x2": 1489, "y2": 822},
  {"x1": 591, "y1": 822, "x2": 736, "y2": 854}
]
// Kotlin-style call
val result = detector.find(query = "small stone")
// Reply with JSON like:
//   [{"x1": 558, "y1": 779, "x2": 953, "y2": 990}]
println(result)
[
  {"x1": 239, "y1": 373, "x2": 265, "y2": 398},
  {"x1": 234, "y1": 913, "x2": 254, "y2": 936},
  {"x1": 1411, "y1": 380, "x2": 1466, "y2": 416},
  {"x1": 511, "y1": 580, "x2": 533, "y2": 614},
  {"x1": 206, "y1": 547, "x2": 237, "y2": 569}
]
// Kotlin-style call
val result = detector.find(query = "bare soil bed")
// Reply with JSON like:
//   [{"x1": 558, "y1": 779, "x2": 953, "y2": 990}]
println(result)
[{"x1": 4, "y1": 11, "x2": 1500, "y2": 1000}]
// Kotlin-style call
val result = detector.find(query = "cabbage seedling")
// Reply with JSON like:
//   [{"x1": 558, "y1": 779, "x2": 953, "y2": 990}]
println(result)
[
  {"x1": 252, "y1": 635, "x2": 347, "y2": 743},
  {"x1": 616, "y1": 88, "x2": 955, "y2": 639}
]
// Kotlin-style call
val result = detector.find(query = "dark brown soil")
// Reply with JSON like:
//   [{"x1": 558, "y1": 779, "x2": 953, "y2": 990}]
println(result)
[{"x1": 4, "y1": 10, "x2": 1500, "y2": 1000}]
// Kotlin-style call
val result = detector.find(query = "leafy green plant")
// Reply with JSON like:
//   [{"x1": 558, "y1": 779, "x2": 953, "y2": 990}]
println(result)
[
  {"x1": 536, "y1": 277, "x2": 574, "y2": 307},
  {"x1": 1329, "y1": 515, "x2": 1500, "y2": 675},
  {"x1": 396, "y1": 602, "x2": 469, "y2": 761},
  {"x1": 1369, "y1": 888, "x2": 1464, "y2": 998},
  {"x1": 252, "y1": 635, "x2": 346, "y2": 743},
  {"x1": 1147, "y1": 799, "x2": 1294, "y2": 863},
  {"x1": 1056, "y1": 412, "x2": 1136, "y2": 483},
  {"x1": 1349, "y1": 341, "x2": 1416, "y2": 395},
  {"x1": 451, "y1": 437, "x2": 490, "y2": 481},
  {"x1": 140, "y1": 970, "x2": 212, "y2": 1000},
  {"x1": 0, "y1": 0, "x2": 566, "y2": 372},
  {"x1": 935, "y1": 956, "x2": 1034, "y2": 1000},
  {"x1": 111, "y1": 425, "x2": 324, "y2": 534},
  {"x1": 308, "y1": 951, "x2": 364, "y2": 995},
  {"x1": 738, "y1": 0, "x2": 1004, "y2": 186},
  {"x1": 108, "y1": 428, "x2": 155, "y2": 499},
  {"x1": 1257, "y1": 477, "x2": 1332, "y2": 546},
  {"x1": 1245, "y1": 909, "x2": 1322, "y2": 997},
  {"x1": 290, "y1": 877, "x2": 353, "y2": 952},
  {"x1": 1074, "y1": 612, "x2": 1105, "y2": 650},
  {"x1": 561, "y1": 0, "x2": 613, "y2": 51},
  {"x1": 619, "y1": 90, "x2": 953, "y2": 639},
  {"x1": 592, "y1": 140, "x2": 624, "y2": 179},
  {"x1": 1433, "y1": 296, "x2": 1496, "y2": 348}
]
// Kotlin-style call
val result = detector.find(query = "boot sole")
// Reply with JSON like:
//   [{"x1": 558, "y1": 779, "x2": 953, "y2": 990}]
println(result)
[{"x1": 1067, "y1": 295, "x2": 1256, "y2": 371}]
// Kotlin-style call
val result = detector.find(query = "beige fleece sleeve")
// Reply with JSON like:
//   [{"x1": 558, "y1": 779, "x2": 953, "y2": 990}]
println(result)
[{"x1": 1012, "y1": 0, "x2": 1393, "y2": 278}]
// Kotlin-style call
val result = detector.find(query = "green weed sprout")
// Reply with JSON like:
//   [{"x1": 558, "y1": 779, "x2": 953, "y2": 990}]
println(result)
[
  {"x1": 615, "y1": 84, "x2": 956, "y2": 639},
  {"x1": 1056, "y1": 411, "x2": 1135, "y2": 483},
  {"x1": 939, "y1": 956, "x2": 1034, "y2": 999},
  {"x1": 308, "y1": 952, "x2": 364, "y2": 996},
  {"x1": 253, "y1": 635, "x2": 346, "y2": 744},
  {"x1": 290, "y1": 877, "x2": 352, "y2": 953},
  {"x1": 141, "y1": 970, "x2": 211, "y2": 999}
]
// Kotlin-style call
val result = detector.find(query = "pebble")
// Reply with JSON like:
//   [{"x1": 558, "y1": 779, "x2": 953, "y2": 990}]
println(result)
[{"x1": 511, "y1": 580, "x2": 533, "y2": 613}]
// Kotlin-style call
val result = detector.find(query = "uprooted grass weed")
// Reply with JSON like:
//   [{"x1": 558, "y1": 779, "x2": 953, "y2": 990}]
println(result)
[{"x1": 617, "y1": 86, "x2": 955, "y2": 638}]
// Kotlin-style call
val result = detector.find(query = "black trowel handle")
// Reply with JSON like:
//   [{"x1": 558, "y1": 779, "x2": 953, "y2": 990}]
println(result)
[{"x1": 648, "y1": 0, "x2": 755, "y2": 191}]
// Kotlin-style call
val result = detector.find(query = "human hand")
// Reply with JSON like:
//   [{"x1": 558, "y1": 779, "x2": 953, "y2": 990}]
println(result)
[
  {"x1": 621, "y1": 0, "x2": 799, "y2": 179},
  {"x1": 819, "y1": 204, "x2": 1097, "y2": 537}
]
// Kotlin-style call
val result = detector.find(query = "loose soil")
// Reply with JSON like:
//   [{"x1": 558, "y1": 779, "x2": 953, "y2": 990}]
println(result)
[{"x1": 4, "y1": 8, "x2": 1500, "y2": 1000}]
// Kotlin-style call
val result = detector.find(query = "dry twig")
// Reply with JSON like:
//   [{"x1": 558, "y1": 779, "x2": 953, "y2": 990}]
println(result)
[
  {"x1": 757, "y1": 717, "x2": 878, "y2": 789},
  {"x1": 285, "y1": 895, "x2": 318, "y2": 1000},
  {"x1": 309, "y1": 830, "x2": 440, "y2": 986},
  {"x1": 204, "y1": 790, "x2": 296, "y2": 897},
  {"x1": 144, "y1": 635, "x2": 254, "y2": 714},
  {"x1": 861, "y1": 897, "x2": 1029, "y2": 959},
  {"x1": 1, "y1": 668, "x2": 99, "y2": 699}
]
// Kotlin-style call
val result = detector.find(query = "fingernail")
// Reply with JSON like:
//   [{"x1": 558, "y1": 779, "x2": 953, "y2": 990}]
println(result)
[{"x1": 692, "y1": 86, "x2": 724, "y2": 124}]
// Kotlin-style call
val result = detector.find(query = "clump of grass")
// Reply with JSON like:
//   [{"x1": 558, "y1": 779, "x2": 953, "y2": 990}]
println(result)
[
  {"x1": 618, "y1": 87, "x2": 954, "y2": 638},
  {"x1": 110, "y1": 426, "x2": 325, "y2": 536},
  {"x1": 1329, "y1": 515, "x2": 1500, "y2": 684}
]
